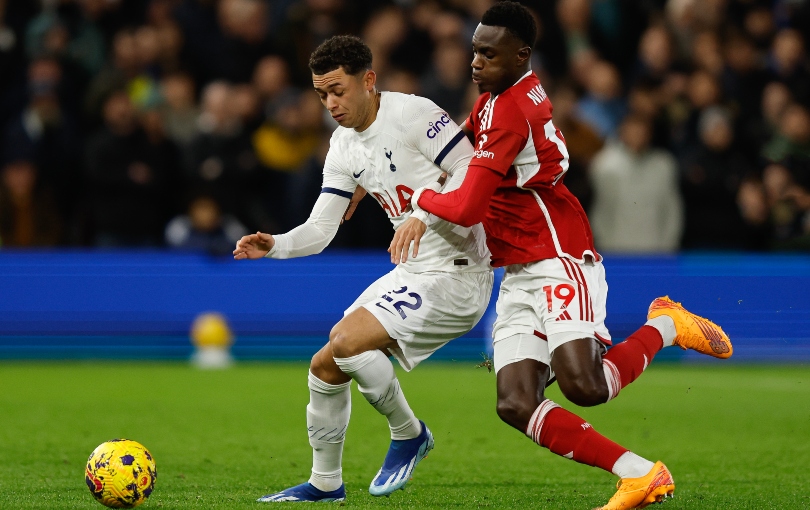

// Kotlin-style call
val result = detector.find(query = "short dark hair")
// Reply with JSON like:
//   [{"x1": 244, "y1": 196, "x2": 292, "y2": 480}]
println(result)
[
  {"x1": 309, "y1": 35, "x2": 373, "y2": 76},
  {"x1": 481, "y1": 1, "x2": 537, "y2": 48}
]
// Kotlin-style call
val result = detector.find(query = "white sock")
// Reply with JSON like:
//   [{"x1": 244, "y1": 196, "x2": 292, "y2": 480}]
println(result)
[
  {"x1": 334, "y1": 350, "x2": 421, "y2": 440},
  {"x1": 647, "y1": 315, "x2": 676, "y2": 347},
  {"x1": 611, "y1": 451, "x2": 656, "y2": 479},
  {"x1": 307, "y1": 372, "x2": 350, "y2": 492}
]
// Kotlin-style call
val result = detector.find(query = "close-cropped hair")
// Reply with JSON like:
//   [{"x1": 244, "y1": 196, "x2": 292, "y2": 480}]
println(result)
[
  {"x1": 309, "y1": 35, "x2": 373, "y2": 76},
  {"x1": 481, "y1": 1, "x2": 538, "y2": 48}
]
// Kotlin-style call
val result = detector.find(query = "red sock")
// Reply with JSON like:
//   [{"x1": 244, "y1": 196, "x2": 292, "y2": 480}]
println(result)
[
  {"x1": 526, "y1": 400, "x2": 627, "y2": 473},
  {"x1": 602, "y1": 325, "x2": 663, "y2": 400}
]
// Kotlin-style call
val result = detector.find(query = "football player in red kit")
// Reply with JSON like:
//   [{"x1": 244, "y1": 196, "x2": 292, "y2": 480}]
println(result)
[{"x1": 389, "y1": 2, "x2": 733, "y2": 508}]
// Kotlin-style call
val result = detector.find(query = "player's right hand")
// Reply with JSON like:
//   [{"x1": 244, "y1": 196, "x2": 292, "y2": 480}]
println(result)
[
  {"x1": 388, "y1": 217, "x2": 427, "y2": 264},
  {"x1": 233, "y1": 232, "x2": 274, "y2": 260}
]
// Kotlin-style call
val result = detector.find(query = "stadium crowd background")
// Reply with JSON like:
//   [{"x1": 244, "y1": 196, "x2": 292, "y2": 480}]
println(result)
[{"x1": 0, "y1": 0, "x2": 808, "y2": 254}]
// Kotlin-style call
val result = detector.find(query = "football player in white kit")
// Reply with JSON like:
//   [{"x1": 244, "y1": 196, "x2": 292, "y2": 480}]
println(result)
[{"x1": 233, "y1": 35, "x2": 493, "y2": 503}]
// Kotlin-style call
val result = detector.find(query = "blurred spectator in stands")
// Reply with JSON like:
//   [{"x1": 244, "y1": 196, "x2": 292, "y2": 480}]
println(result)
[
  {"x1": 253, "y1": 90, "x2": 323, "y2": 231},
  {"x1": 743, "y1": 5, "x2": 776, "y2": 52},
  {"x1": 24, "y1": 1, "x2": 105, "y2": 95},
  {"x1": 184, "y1": 80, "x2": 260, "y2": 230},
  {"x1": 575, "y1": 60, "x2": 625, "y2": 139},
  {"x1": 165, "y1": 193, "x2": 247, "y2": 255},
  {"x1": 627, "y1": 82, "x2": 670, "y2": 149},
  {"x1": 737, "y1": 176, "x2": 771, "y2": 242},
  {"x1": 763, "y1": 103, "x2": 810, "y2": 163},
  {"x1": 0, "y1": 1, "x2": 39, "y2": 107},
  {"x1": 589, "y1": 114, "x2": 683, "y2": 253},
  {"x1": 84, "y1": 89, "x2": 178, "y2": 246},
  {"x1": 159, "y1": 71, "x2": 198, "y2": 147},
  {"x1": 691, "y1": 30, "x2": 724, "y2": 77},
  {"x1": 2, "y1": 56, "x2": 81, "y2": 218},
  {"x1": 386, "y1": 0, "x2": 436, "y2": 76},
  {"x1": 252, "y1": 55, "x2": 295, "y2": 120},
  {"x1": 723, "y1": 31, "x2": 769, "y2": 157},
  {"x1": 557, "y1": 0, "x2": 593, "y2": 60},
  {"x1": 568, "y1": 47, "x2": 600, "y2": 90},
  {"x1": 0, "y1": 159, "x2": 61, "y2": 247},
  {"x1": 768, "y1": 28, "x2": 809, "y2": 106},
  {"x1": 272, "y1": 0, "x2": 361, "y2": 86},
  {"x1": 362, "y1": 5, "x2": 409, "y2": 79},
  {"x1": 680, "y1": 107, "x2": 757, "y2": 249},
  {"x1": 747, "y1": 81, "x2": 793, "y2": 147},
  {"x1": 549, "y1": 84, "x2": 601, "y2": 210},
  {"x1": 666, "y1": 0, "x2": 727, "y2": 58},
  {"x1": 633, "y1": 24, "x2": 676, "y2": 84},
  {"x1": 762, "y1": 162, "x2": 810, "y2": 250},
  {"x1": 84, "y1": 27, "x2": 142, "y2": 124},
  {"x1": 555, "y1": 0, "x2": 643, "y2": 76},
  {"x1": 420, "y1": 39, "x2": 468, "y2": 119},
  {"x1": 231, "y1": 82, "x2": 262, "y2": 132},
  {"x1": 669, "y1": 70, "x2": 723, "y2": 154},
  {"x1": 173, "y1": 0, "x2": 278, "y2": 84},
  {"x1": 379, "y1": 67, "x2": 421, "y2": 96}
]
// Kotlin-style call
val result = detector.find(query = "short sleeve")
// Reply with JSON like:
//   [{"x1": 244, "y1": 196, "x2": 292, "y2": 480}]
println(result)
[
  {"x1": 402, "y1": 96, "x2": 467, "y2": 168},
  {"x1": 472, "y1": 95, "x2": 529, "y2": 176}
]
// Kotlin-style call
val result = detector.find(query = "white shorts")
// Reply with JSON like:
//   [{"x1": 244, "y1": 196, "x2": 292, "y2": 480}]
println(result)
[
  {"x1": 492, "y1": 257, "x2": 611, "y2": 373},
  {"x1": 345, "y1": 266, "x2": 494, "y2": 371}
]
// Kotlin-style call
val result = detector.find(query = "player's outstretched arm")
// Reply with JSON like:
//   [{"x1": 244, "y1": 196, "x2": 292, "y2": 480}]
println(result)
[{"x1": 233, "y1": 232, "x2": 275, "y2": 260}]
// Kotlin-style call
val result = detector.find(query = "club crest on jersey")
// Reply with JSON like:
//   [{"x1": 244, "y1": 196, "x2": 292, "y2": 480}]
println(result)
[
  {"x1": 384, "y1": 149, "x2": 397, "y2": 172},
  {"x1": 426, "y1": 113, "x2": 452, "y2": 139}
]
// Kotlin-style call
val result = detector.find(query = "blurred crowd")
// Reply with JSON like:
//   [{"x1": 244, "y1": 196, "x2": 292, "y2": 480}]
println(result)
[{"x1": 0, "y1": 0, "x2": 809, "y2": 253}]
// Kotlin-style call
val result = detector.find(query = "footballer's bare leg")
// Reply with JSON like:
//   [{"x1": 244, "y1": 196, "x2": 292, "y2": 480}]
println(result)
[
  {"x1": 495, "y1": 357, "x2": 660, "y2": 495},
  {"x1": 552, "y1": 321, "x2": 680, "y2": 407},
  {"x1": 274, "y1": 309, "x2": 420, "y2": 502},
  {"x1": 549, "y1": 338, "x2": 610, "y2": 407},
  {"x1": 330, "y1": 308, "x2": 431, "y2": 496},
  {"x1": 495, "y1": 359, "x2": 551, "y2": 431},
  {"x1": 309, "y1": 306, "x2": 395, "y2": 385},
  {"x1": 329, "y1": 307, "x2": 423, "y2": 442}
]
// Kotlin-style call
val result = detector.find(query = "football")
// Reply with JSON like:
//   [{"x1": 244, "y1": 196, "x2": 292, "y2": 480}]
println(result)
[{"x1": 85, "y1": 439, "x2": 157, "y2": 508}]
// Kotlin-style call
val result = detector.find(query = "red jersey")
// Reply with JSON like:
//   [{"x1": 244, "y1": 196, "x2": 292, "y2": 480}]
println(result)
[{"x1": 418, "y1": 71, "x2": 598, "y2": 267}]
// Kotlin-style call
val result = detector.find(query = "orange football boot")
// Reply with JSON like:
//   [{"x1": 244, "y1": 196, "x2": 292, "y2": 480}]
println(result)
[
  {"x1": 648, "y1": 296, "x2": 733, "y2": 358},
  {"x1": 595, "y1": 461, "x2": 675, "y2": 510}
]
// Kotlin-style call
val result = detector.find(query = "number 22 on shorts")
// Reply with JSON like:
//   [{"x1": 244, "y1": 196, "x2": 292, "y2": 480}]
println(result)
[{"x1": 375, "y1": 286, "x2": 423, "y2": 319}]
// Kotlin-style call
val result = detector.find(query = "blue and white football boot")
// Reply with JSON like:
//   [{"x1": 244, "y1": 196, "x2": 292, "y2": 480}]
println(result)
[
  {"x1": 368, "y1": 420, "x2": 434, "y2": 496},
  {"x1": 257, "y1": 482, "x2": 345, "y2": 503}
]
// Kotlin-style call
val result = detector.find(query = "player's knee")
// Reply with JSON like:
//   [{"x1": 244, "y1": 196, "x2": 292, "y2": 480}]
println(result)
[
  {"x1": 558, "y1": 378, "x2": 608, "y2": 407},
  {"x1": 496, "y1": 395, "x2": 536, "y2": 431},
  {"x1": 328, "y1": 325, "x2": 356, "y2": 359},
  {"x1": 309, "y1": 352, "x2": 331, "y2": 381}
]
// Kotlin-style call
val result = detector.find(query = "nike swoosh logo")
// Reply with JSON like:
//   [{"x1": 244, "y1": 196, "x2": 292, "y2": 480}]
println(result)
[{"x1": 353, "y1": 169, "x2": 365, "y2": 178}]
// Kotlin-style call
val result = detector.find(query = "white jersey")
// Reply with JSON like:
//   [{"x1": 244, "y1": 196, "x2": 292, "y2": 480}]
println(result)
[{"x1": 322, "y1": 92, "x2": 490, "y2": 273}]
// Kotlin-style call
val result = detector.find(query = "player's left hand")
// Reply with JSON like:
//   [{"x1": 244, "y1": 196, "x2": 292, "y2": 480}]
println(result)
[
  {"x1": 342, "y1": 186, "x2": 367, "y2": 224},
  {"x1": 389, "y1": 216, "x2": 427, "y2": 264}
]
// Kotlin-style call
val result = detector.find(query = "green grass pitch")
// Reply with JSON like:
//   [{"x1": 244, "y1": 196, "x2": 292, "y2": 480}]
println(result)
[{"x1": 1, "y1": 361, "x2": 808, "y2": 509}]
